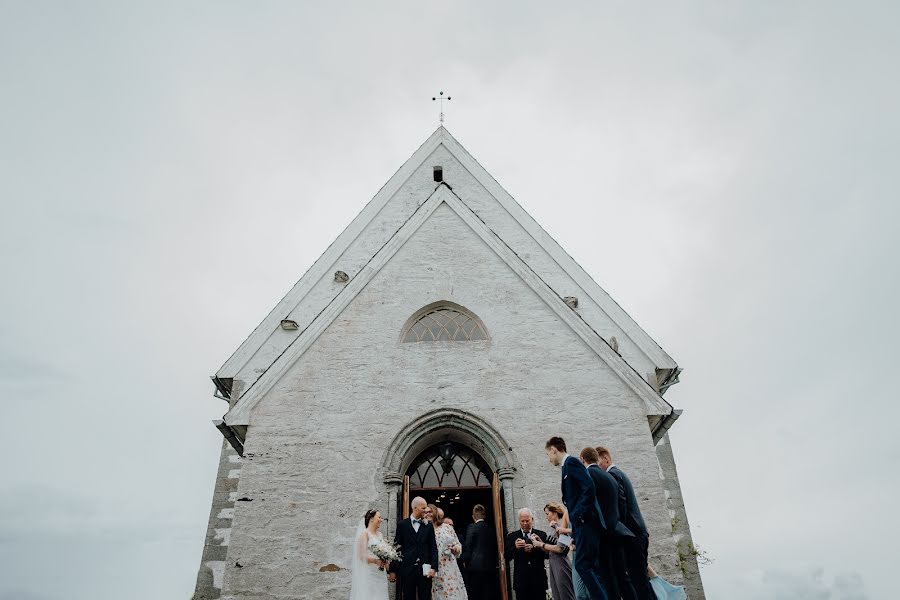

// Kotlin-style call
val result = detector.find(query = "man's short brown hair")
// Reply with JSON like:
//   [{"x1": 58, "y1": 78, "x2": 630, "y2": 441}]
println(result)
[
  {"x1": 545, "y1": 436, "x2": 567, "y2": 452},
  {"x1": 472, "y1": 504, "x2": 486, "y2": 520},
  {"x1": 580, "y1": 447, "x2": 600, "y2": 464},
  {"x1": 595, "y1": 446, "x2": 612, "y2": 461}
]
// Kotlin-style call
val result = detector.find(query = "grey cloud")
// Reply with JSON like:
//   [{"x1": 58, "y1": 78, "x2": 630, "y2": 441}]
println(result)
[
  {"x1": 758, "y1": 568, "x2": 868, "y2": 600},
  {"x1": 0, "y1": 484, "x2": 98, "y2": 541},
  {"x1": 0, "y1": 591, "x2": 57, "y2": 600},
  {"x1": 0, "y1": 355, "x2": 70, "y2": 385}
]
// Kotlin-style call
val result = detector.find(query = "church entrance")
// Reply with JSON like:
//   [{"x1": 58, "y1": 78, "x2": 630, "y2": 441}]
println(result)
[{"x1": 402, "y1": 441, "x2": 509, "y2": 600}]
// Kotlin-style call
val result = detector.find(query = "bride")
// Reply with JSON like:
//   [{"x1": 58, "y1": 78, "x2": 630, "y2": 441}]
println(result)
[{"x1": 349, "y1": 509, "x2": 390, "y2": 600}]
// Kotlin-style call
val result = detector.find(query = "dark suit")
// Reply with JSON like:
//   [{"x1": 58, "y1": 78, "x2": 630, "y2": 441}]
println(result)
[
  {"x1": 588, "y1": 464, "x2": 637, "y2": 600},
  {"x1": 505, "y1": 528, "x2": 548, "y2": 600},
  {"x1": 461, "y1": 520, "x2": 496, "y2": 600},
  {"x1": 390, "y1": 517, "x2": 439, "y2": 600},
  {"x1": 561, "y1": 455, "x2": 608, "y2": 600},
  {"x1": 608, "y1": 466, "x2": 653, "y2": 600}
]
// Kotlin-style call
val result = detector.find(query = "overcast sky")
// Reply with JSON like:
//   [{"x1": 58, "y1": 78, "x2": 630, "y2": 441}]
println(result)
[{"x1": 1, "y1": 2, "x2": 898, "y2": 599}]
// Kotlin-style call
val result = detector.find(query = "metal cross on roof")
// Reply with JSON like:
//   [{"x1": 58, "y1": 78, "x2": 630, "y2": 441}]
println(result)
[{"x1": 432, "y1": 91, "x2": 451, "y2": 124}]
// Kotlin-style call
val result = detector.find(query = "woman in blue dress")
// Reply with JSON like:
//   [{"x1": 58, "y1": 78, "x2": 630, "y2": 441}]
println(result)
[{"x1": 648, "y1": 565, "x2": 687, "y2": 600}]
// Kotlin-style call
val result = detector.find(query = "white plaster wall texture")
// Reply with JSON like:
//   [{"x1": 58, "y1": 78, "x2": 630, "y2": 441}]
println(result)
[
  {"x1": 220, "y1": 203, "x2": 680, "y2": 599},
  {"x1": 228, "y1": 143, "x2": 668, "y2": 397},
  {"x1": 424, "y1": 145, "x2": 665, "y2": 381}
]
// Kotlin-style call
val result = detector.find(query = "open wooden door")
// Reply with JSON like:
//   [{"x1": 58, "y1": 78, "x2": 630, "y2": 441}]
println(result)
[
  {"x1": 492, "y1": 473, "x2": 509, "y2": 600},
  {"x1": 402, "y1": 475, "x2": 410, "y2": 519}
]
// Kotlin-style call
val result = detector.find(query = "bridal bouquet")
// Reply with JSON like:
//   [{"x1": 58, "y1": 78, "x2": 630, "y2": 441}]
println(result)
[{"x1": 370, "y1": 539, "x2": 402, "y2": 570}]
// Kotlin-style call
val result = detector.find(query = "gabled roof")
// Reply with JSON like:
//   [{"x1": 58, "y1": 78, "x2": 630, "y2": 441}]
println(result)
[
  {"x1": 223, "y1": 184, "x2": 674, "y2": 427},
  {"x1": 214, "y1": 127, "x2": 678, "y2": 403}
]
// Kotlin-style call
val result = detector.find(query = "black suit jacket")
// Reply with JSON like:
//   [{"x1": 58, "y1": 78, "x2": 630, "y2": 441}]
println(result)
[
  {"x1": 608, "y1": 466, "x2": 648, "y2": 538},
  {"x1": 504, "y1": 528, "x2": 548, "y2": 591},
  {"x1": 561, "y1": 455, "x2": 603, "y2": 527},
  {"x1": 461, "y1": 520, "x2": 496, "y2": 572},
  {"x1": 389, "y1": 518, "x2": 439, "y2": 576},
  {"x1": 588, "y1": 464, "x2": 634, "y2": 538}
]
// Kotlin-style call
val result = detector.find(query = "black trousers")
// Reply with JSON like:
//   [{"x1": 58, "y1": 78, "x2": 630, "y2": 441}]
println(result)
[
  {"x1": 573, "y1": 522, "x2": 610, "y2": 599},
  {"x1": 596, "y1": 536, "x2": 621, "y2": 600},
  {"x1": 607, "y1": 537, "x2": 637, "y2": 600},
  {"x1": 465, "y1": 570, "x2": 496, "y2": 600},
  {"x1": 515, "y1": 587, "x2": 548, "y2": 600},
  {"x1": 621, "y1": 535, "x2": 653, "y2": 600},
  {"x1": 399, "y1": 570, "x2": 433, "y2": 600}
]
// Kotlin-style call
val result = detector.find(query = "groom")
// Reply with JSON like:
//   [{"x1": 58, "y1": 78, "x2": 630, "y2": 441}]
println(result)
[{"x1": 389, "y1": 496, "x2": 439, "y2": 600}]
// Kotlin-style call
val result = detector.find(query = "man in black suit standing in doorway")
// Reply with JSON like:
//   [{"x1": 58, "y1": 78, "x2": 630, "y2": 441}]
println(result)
[
  {"x1": 461, "y1": 504, "x2": 496, "y2": 600},
  {"x1": 389, "y1": 496, "x2": 439, "y2": 600}
]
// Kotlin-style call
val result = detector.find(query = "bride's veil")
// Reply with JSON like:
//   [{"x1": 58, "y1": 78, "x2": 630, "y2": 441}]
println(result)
[{"x1": 348, "y1": 518, "x2": 371, "y2": 600}]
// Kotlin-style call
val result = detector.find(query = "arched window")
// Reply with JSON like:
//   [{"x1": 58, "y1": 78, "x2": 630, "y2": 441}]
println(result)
[
  {"x1": 401, "y1": 303, "x2": 488, "y2": 342},
  {"x1": 407, "y1": 442, "x2": 492, "y2": 489}
]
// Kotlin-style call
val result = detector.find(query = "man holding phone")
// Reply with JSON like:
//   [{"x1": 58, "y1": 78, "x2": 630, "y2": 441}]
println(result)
[{"x1": 504, "y1": 508, "x2": 549, "y2": 600}]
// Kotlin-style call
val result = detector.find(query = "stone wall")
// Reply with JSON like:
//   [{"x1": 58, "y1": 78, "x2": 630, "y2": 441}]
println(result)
[
  {"x1": 656, "y1": 433, "x2": 705, "y2": 598},
  {"x1": 217, "y1": 203, "x2": 684, "y2": 598},
  {"x1": 192, "y1": 440, "x2": 242, "y2": 599}
]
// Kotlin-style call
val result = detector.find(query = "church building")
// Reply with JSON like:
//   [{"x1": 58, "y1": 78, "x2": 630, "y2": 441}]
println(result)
[{"x1": 192, "y1": 127, "x2": 705, "y2": 599}]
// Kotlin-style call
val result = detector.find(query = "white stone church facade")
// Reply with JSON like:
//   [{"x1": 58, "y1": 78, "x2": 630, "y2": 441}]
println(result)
[{"x1": 192, "y1": 128, "x2": 705, "y2": 599}]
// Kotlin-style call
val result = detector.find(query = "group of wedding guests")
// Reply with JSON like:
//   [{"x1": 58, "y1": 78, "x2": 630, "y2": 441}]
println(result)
[
  {"x1": 506, "y1": 437, "x2": 685, "y2": 600},
  {"x1": 355, "y1": 436, "x2": 684, "y2": 600},
  {"x1": 384, "y1": 496, "x2": 488, "y2": 600}
]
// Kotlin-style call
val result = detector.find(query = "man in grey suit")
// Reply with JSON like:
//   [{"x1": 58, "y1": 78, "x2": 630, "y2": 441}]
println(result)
[{"x1": 597, "y1": 446, "x2": 654, "y2": 600}]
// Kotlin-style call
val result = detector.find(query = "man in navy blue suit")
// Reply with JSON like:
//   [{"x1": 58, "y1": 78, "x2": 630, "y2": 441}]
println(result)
[
  {"x1": 581, "y1": 446, "x2": 638, "y2": 600},
  {"x1": 545, "y1": 436, "x2": 609, "y2": 600},
  {"x1": 597, "y1": 446, "x2": 654, "y2": 600}
]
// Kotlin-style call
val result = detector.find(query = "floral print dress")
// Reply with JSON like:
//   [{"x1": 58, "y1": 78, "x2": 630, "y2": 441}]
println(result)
[{"x1": 432, "y1": 523, "x2": 469, "y2": 600}]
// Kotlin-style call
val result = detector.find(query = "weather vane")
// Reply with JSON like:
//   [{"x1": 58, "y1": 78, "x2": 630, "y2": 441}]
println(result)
[{"x1": 432, "y1": 91, "x2": 451, "y2": 124}]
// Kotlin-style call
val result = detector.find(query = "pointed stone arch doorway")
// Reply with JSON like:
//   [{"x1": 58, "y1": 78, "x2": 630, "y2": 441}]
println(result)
[{"x1": 381, "y1": 409, "x2": 519, "y2": 600}]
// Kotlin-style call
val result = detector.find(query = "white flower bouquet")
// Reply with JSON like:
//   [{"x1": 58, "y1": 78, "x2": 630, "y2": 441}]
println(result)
[{"x1": 371, "y1": 539, "x2": 402, "y2": 570}]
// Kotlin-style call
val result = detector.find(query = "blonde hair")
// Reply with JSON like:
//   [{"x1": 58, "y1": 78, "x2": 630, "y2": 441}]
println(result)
[
  {"x1": 427, "y1": 503, "x2": 442, "y2": 525},
  {"x1": 543, "y1": 502, "x2": 566, "y2": 519}
]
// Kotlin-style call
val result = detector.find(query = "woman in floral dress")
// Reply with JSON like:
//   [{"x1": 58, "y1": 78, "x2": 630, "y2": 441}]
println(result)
[{"x1": 428, "y1": 504, "x2": 469, "y2": 600}]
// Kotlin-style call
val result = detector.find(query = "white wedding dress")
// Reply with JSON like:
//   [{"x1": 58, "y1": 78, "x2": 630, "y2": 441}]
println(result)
[{"x1": 349, "y1": 523, "x2": 389, "y2": 600}]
